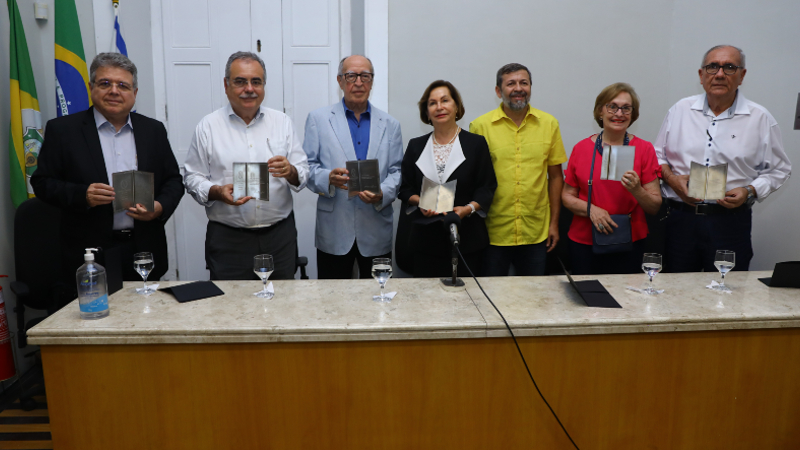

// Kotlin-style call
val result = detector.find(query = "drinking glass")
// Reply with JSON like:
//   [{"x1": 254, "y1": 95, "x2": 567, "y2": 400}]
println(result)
[
  {"x1": 253, "y1": 254, "x2": 274, "y2": 299},
  {"x1": 371, "y1": 258, "x2": 393, "y2": 302},
  {"x1": 133, "y1": 252, "x2": 155, "y2": 295},
  {"x1": 642, "y1": 253, "x2": 662, "y2": 295},
  {"x1": 714, "y1": 250, "x2": 735, "y2": 292}
]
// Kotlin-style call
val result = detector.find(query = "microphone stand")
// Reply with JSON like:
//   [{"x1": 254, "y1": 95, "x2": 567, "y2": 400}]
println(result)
[{"x1": 441, "y1": 223, "x2": 465, "y2": 290}]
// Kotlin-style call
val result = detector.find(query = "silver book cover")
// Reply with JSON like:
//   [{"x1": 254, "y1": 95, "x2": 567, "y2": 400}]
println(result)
[
  {"x1": 600, "y1": 145, "x2": 636, "y2": 181},
  {"x1": 112, "y1": 170, "x2": 154, "y2": 213},
  {"x1": 346, "y1": 159, "x2": 381, "y2": 198},
  {"x1": 688, "y1": 161, "x2": 728, "y2": 201},
  {"x1": 419, "y1": 177, "x2": 457, "y2": 213}
]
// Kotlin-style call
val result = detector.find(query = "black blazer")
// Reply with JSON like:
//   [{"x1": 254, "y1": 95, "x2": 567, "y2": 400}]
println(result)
[
  {"x1": 31, "y1": 107, "x2": 184, "y2": 281},
  {"x1": 398, "y1": 129, "x2": 497, "y2": 256}
]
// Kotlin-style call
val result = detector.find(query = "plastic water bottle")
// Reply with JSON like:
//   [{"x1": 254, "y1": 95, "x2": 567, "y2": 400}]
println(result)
[{"x1": 76, "y1": 248, "x2": 109, "y2": 320}]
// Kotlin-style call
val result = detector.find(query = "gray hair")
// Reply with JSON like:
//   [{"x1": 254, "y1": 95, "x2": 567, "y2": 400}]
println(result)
[
  {"x1": 702, "y1": 45, "x2": 746, "y2": 68},
  {"x1": 496, "y1": 63, "x2": 532, "y2": 88},
  {"x1": 90, "y1": 52, "x2": 138, "y2": 89},
  {"x1": 225, "y1": 51, "x2": 267, "y2": 80},
  {"x1": 337, "y1": 55, "x2": 375, "y2": 76}
]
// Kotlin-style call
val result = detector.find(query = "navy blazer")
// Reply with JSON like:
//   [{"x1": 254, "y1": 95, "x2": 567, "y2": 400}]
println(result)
[
  {"x1": 31, "y1": 107, "x2": 184, "y2": 281},
  {"x1": 398, "y1": 129, "x2": 497, "y2": 256}
]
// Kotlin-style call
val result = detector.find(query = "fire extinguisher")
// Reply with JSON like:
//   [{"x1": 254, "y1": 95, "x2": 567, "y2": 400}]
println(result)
[{"x1": 0, "y1": 276, "x2": 17, "y2": 381}]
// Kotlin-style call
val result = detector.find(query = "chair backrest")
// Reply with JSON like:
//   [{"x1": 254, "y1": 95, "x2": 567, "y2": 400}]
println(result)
[{"x1": 14, "y1": 198, "x2": 64, "y2": 310}]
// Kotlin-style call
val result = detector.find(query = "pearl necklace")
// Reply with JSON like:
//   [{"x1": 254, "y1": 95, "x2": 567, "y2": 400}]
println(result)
[{"x1": 433, "y1": 127, "x2": 460, "y2": 146}]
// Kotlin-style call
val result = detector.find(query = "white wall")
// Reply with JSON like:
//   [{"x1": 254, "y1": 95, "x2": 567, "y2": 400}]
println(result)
[
  {"x1": 0, "y1": 0, "x2": 97, "y2": 382},
  {"x1": 388, "y1": 0, "x2": 800, "y2": 270}
]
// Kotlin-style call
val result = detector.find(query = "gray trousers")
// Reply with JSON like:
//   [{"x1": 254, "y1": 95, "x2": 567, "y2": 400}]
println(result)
[{"x1": 205, "y1": 213, "x2": 298, "y2": 280}]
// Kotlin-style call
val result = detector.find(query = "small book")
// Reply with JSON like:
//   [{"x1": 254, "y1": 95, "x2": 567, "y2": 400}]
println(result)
[
  {"x1": 419, "y1": 177, "x2": 457, "y2": 213},
  {"x1": 112, "y1": 170, "x2": 154, "y2": 213},
  {"x1": 346, "y1": 159, "x2": 381, "y2": 198},
  {"x1": 160, "y1": 281, "x2": 225, "y2": 303},
  {"x1": 599, "y1": 145, "x2": 635, "y2": 181},
  {"x1": 687, "y1": 161, "x2": 728, "y2": 201},
  {"x1": 233, "y1": 162, "x2": 270, "y2": 201}
]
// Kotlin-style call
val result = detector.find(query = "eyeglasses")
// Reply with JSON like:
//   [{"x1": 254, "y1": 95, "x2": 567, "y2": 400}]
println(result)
[
  {"x1": 605, "y1": 104, "x2": 633, "y2": 115},
  {"x1": 229, "y1": 77, "x2": 264, "y2": 88},
  {"x1": 95, "y1": 80, "x2": 133, "y2": 92},
  {"x1": 342, "y1": 72, "x2": 374, "y2": 83},
  {"x1": 702, "y1": 63, "x2": 743, "y2": 75}
]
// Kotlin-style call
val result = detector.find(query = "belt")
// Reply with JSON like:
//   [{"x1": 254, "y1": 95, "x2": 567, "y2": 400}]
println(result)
[
  {"x1": 112, "y1": 229, "x2": 135, "y2": 240},
  {"x1": 666, "y1": 199, "x2": 750, "y2": 216}
]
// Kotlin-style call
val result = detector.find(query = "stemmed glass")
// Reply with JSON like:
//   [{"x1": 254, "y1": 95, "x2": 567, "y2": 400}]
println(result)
[
  {"x1": 253, "y1": 254, "x2": 274, "y2": 298},
  {"x1": 642, "y1": 253, "x2": 662, "y2": 295},
  {"x1": 371, "y1": 258, "x2": 393, "y2": 302},
  {"x1": 714, "y1": 250, "x2": 735, "y2": 292},
  {"x1": 133, "y1": 252, "x2": 155, "y2": 295}
]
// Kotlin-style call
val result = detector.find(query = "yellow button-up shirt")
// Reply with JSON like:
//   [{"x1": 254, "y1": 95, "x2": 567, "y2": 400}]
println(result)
[{"x1": 470, "y1": 105, "x2": 567, "y2": 246}]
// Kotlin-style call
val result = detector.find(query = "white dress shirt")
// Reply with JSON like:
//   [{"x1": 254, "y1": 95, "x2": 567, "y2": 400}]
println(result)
[
  {"x1": 94, "y1": 108, "x2": 136, "y2": 230},
  {"x1": 654, "y1": 91, "x2": 791, "y2": 202},
  {"x1": 184, "y1": 104, "x2": 309, "y2": 228}
]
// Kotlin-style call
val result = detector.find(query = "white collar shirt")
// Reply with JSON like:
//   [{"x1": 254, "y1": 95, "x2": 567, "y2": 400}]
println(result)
[
  {"x1": 183, "y1": 104, "x2": 309, "y2": 228},
  {"x1": 94, "y1": 108, "x2": 136, "y2": 230},
  {"x1": 654, "y1": 91, "x2": 791, "y2": 202}
]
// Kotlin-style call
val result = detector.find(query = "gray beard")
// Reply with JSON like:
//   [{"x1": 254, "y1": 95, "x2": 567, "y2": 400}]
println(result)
[{"x1": 504, "y1": 96, "x2": 529, "y2": 112}]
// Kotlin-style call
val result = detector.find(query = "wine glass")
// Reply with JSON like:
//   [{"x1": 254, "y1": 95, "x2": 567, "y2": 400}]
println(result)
[
  {"x1": 133, "y1": 252, "x2": 155, "y2": 295},
  {"x1": 642, "y1": 253, "x2": 662, "y2": 295},
  {"x1": 371, "y1": 258, "x2": 393, "y2": 302},
  {"x1": 714, "y1": 250, "x2": 735, "y2": 292},
  {"x1": 253, "y1": 254, "x2": 274, "y2": 299}
]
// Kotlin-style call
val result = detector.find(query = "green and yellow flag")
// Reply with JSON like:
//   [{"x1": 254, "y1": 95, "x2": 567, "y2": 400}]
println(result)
[
  {"x1": 8, "y1": 0, "x2": 43, "y2": 208},
  {"x1": 55, "y1": 0, "x2": 91, "y2": 117}
]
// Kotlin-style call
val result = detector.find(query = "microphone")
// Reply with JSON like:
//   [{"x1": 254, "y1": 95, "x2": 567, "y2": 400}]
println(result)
[
  {"x1": 443, "y1": 212, "x2": 461, "y2": 247},
  {"x1": 440, "y1": 212, "x2": 465, "y2": 290}
]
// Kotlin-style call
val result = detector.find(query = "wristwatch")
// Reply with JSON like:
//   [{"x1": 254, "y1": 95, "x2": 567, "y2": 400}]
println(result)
[
  {"x1": 467, "y1": 203, "x2": 476, "y2": 216},
  {"x1": 744, "y1": 185, "x2": 756, "y2": 205}
]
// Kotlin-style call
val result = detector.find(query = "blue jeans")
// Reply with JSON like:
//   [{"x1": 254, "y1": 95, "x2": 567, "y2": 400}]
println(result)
[
  {"x1": 483, "y1": 242, "x2": 548, "y2": 276},
  {"x1": 664, "y1": 207, "x2": 753, "y2": 273}
]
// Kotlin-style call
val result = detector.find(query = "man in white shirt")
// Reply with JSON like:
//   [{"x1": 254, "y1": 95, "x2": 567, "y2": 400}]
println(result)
[
  {"x1": 184, "y1": 52, "x2": 309, "y2": 280},
  {"x1": 655, "y1": 45, "x2": 791, "y2": 272}
]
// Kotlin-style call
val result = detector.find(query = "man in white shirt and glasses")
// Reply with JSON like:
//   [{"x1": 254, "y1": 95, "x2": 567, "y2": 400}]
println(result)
[
  {"x1": 655, "y1": 45, "x2": 791, "y2": 272},
  {"x1": 184, "y1": 51, "x2": 309, "y2": 280}
]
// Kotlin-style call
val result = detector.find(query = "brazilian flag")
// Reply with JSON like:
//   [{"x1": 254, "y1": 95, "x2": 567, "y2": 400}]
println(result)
[
  {"x1": 8, "y1": 0, "x2": 43, "y2": 208},
  {"x1": 55, "y1": 0, "x2": 91, "y2": 117}
]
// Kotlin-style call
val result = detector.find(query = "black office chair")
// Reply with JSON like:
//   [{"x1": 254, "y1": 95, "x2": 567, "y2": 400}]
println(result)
[
  {"x1": 296, "y1": 255, "x2": 309, "y2": 280},
  {"x1": 0, "y1": 198, "x2": 71, "y2": 411}
]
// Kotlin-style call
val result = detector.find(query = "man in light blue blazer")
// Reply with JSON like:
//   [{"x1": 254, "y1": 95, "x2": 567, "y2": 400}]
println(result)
[{"x1": 303, "y1": 55, "x2": 403, "y2": 279}]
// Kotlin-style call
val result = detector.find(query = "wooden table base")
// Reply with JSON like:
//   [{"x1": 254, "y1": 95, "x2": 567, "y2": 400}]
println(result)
[{"x1": 42, "y1": 328, "x2": 800, "y2": 449}]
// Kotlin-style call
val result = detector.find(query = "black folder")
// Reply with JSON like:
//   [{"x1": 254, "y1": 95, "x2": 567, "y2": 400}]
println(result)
[
  {"x1": 759, "y1": 261, "x2": 800, "y2": 288},
  {"x1": 558, "y1": 259, "x2": 622, "y2": 308},
  {"x1": 160, "y1": 281, "x2": 225, "y2": 303}
]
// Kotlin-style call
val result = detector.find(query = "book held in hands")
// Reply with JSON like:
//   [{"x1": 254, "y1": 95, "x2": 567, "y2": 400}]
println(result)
[
  {"x1": 233, "y1": 162, "x2": 270, "y2": 201},
  {"x1": 346, "y1": 159, "x2": 381, "y2": 198},
  {"x1": 112, "y1": 170, "x2": 154, "y2": 213},
  {"x1": 419, "y1": 177, "x2": 457, "y2": 213}
]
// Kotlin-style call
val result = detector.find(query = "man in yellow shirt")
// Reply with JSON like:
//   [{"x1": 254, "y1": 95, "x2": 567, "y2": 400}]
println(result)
[{"x1": 470, "y1": 63, "x2": 567, "y2": 276}]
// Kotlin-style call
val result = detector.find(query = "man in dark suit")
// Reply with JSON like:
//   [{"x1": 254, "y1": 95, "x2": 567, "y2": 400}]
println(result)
[{"x1": 32, "y1": 53, "x2": 184, "y2": 295}]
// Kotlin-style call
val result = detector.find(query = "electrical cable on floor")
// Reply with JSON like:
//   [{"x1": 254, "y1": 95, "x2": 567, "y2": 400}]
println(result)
[{"x1": 455, "y1": 246, "x2": 581, "y2": 450}]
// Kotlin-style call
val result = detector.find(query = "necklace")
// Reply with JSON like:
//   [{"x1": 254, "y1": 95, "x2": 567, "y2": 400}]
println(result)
[{"x1": 433, "y1": 127, "x2": 460, "y2": 146}]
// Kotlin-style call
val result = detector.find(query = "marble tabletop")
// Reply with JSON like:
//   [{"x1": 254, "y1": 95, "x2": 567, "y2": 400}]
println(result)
[{"x1": 27, "y1": 271, "x2": 800, "y2": 345}]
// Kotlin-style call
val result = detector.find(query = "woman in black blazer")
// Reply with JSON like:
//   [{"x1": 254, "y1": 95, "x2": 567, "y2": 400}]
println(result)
[{"x1": 398, "y1": 80, "x2": 497, "y2": 277}]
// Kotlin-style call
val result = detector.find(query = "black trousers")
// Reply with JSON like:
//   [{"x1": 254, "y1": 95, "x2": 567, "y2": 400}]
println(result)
[
  {"x1": 205, "y1": 213, "x2": 298, "y2": 280},
  {"x1": 412, "y1": 249, "x2": 484, "y2": 278},
  {"x1": 664, "y1": 207, "x2": 752, "y2": 273},
  {"x1": 317, "y1": 241, "x2": 391, "y2": 279},
  {"x1": 569, "y1": 239, "x2": 646, "y2": 275}
]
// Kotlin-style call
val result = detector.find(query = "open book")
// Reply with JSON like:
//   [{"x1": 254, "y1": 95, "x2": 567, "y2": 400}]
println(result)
[
  {"x1": 233, "y1": 163, "x2": 270, "y2": 201},
  {"x1": 599, "y1": 145, "x2": 635, "y2": 181},
  {"x1": 346, "y1": 159, "x2": 380, "y2": 198},
  {"x1": 419, "y1": 177, "x2": 457, "y2": 213},
  {"x1": 112, "y1": 170, "x2": 154, "y2": 213},
  {"x1": 687, "y1": 161, "x2": 728, "y2": 201}
]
